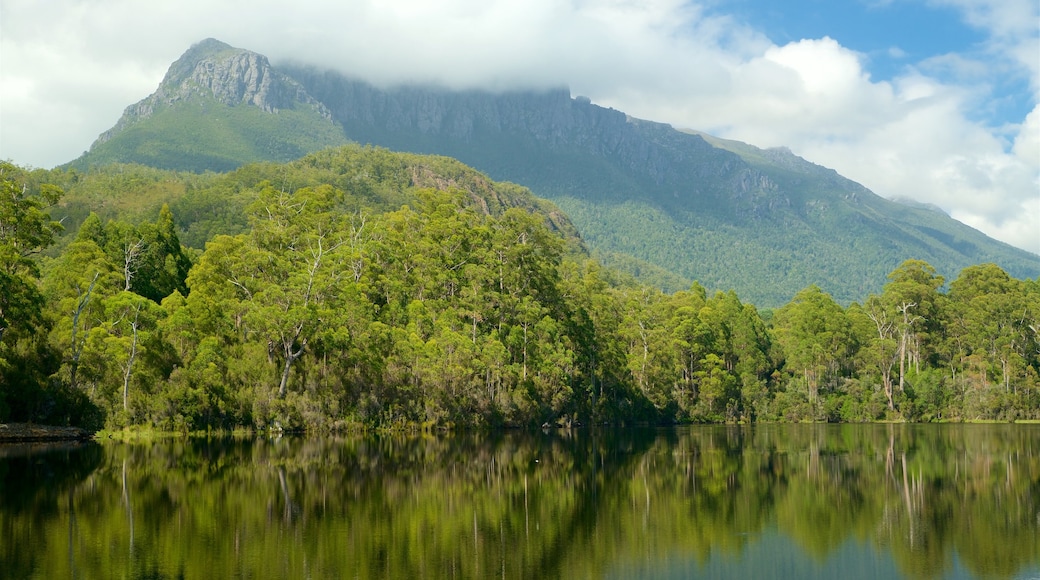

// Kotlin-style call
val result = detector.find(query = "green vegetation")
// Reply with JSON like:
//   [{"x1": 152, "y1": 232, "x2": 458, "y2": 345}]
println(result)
[
  {"x1": 64, "y1": 39, "x2": 1038, "y2": 306},
  {"x1": 66, "y1": 95, "x2": 349, "y2": 173},
  {"x1": 284, "y1": 71, "x2": 1040, "y2": 306},
  {"x1": 487, "y1": 135, "x2": 1040, "y2": 307},
  {"x1": 1, "y1": 151, "x2": 1039, "y2": 432}
]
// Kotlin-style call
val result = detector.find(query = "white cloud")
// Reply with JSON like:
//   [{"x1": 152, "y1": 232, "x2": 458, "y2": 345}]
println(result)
[
  {"x1": 0, "y1": 0, "x2": 1036, "y2": 254},
  {"x1": 887, "y1": 46, "x2": 909, "y2": 59},
  {"x1": 928, "y1": 0, "x2": 1040, "y2": 92},
  {"x1": 1014, "y1": 105, "x2": 1040, "y2": 163}
]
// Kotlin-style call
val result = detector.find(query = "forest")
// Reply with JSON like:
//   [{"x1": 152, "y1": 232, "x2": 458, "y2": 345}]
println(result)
[{"x1": 1, "y1": 150, "x2": 1038, "y2": 432}]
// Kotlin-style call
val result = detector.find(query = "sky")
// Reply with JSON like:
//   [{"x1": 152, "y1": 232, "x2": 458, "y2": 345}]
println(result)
[{"x1": 1, "y1": 0, "x2": 1038, "y2": 255}]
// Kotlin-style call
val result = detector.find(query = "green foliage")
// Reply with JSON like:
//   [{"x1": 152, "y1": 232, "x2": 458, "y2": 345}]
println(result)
[
  {"x1": 72, "y1": 207, "x2": 192, "y2": 302},
  {"x1": 0, "y1": 162, "x2": 102, "y2": 426},
  {"x1": 67, "y1": 96, "x2": 349, "y2": 173},
  {"x1": 5, "y1": 149, "x2": 1040, "y2": 430},
  {"x1": 281, "y1": 76, "x2": 1040, "y2": 307},
  {"x1": 0, "y1": 163, "x2": 63, "y2": 342},
  {"x1": 773, "y1": 286, "x2": 855, "y2": 415},
  {"x1": 55, "y1": 55, "x2": 1040, "y2": 307}
]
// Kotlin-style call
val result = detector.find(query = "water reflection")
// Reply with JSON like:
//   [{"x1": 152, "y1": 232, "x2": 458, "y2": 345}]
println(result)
[{"x1": 1, "y1": 425, "x2": 1037, "y2": 579}]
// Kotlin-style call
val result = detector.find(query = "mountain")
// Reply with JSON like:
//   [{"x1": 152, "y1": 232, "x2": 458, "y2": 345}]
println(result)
[
  {"x1": 68, "y1": 39, "x2": 1040, "y2": 306},
  {"x1": 69, "y1": 39, "x2": 349, "y2": 172}
]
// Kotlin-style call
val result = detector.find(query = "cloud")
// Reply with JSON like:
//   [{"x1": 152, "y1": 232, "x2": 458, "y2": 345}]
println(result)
[
  {"x1": 928, "y1": 0, "x2": 1040, "y2": 91},
  {"x1": 0, "y1": 0, "x2": 1036, "y2": 254},
  {"x1": 680, "y1": 38, "x2": 1039, "y2": 254}
]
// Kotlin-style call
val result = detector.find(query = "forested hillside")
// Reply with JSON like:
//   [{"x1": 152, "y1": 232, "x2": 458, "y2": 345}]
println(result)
[
  {"x1": 2, "y1": 152, "x2": 1038, "y2": 432},
  {"x1": 66, "y1": 39, "x2": 1039, "y2": 307}
]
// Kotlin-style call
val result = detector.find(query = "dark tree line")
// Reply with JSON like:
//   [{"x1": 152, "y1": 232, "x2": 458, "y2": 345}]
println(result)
[{"x1": 1, "y1": 160, "x2": 1038, "y2": 431}]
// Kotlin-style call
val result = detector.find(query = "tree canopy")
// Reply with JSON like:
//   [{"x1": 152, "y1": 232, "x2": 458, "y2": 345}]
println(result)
[{"x1": 2, "y1": 152, "x2": 1039, "y2": 431}]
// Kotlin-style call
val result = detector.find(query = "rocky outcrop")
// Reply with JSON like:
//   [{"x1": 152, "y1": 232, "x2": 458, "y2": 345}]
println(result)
[{"x1": 92, "y1": 39, "x2": 331, "y2": 147}]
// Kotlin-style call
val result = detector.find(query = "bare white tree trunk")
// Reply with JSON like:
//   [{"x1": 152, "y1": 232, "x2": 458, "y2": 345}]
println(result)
[{"x1": 122, "y1": 304, "x2": 141, "y2": 412}]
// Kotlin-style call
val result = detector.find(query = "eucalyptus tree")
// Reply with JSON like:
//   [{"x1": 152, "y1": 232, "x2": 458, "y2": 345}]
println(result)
[
  {"x1": 181, "y1": 182, "x2": 360, "y2": 430},
  {"x1": 0, "y1": 163, "x2": 63, "y2": 420},
  {"x1": 0, "y1": 163, "x2": 62, "y2": 348},
  {"x1": 882, "y1": 260, "x2": 945, "y2": 390},
  {"x1": 43, "y1": 235, "x2": 123, "y2": 396},
  {"x1": 772, "y1": 285, "x2": 854, "y2": 415},
  {"x1": 667, "y1": 286, "x2": 710, "y2": 418},
  {"x1": 133, "y1": 204, "x2": 193, "y2": 302},
  {"x1": 619, "y1": 285, "x2": 674, "y2": 416},
  {"x1": 945, "y1": 264, "x2": 1039, "y2": 417},
  {"x1": 556, "y1": 259, "x2": 633, "y2": 423},
  {"x1": 73, "y1": 207, "x2": 193, "y2": 303},
  {"x1": 249, "y1": 183, "x2": 357, "y2": 399},
  {"x1": 709, "y1": 290, "x2": 775, "y2": 420}
]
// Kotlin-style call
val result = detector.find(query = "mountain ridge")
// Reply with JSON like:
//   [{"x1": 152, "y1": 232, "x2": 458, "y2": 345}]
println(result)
[{"x1": 67, "y1": 38, "x2": 1039, "y2": 306}]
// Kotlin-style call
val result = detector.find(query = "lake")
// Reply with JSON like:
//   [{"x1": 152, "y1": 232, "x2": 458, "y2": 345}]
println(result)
[{"x1": 2, "y1": 424, "x2": 1038, "y2": 579}]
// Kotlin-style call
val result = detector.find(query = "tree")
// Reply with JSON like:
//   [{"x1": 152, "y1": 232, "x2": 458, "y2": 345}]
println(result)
[
  {"x1": 135, "y1": 204, "x2": 193, "y2": 302},
  {"x1": 0, "y1": 163, "x2": 63, "y2": 345},
  {"x1": 773, "y1": 286, "x2": 853, "y2": 413},
  {"x1": 187, "y1": 184, "x2": 355, "y2": 413},
  {"x1": 946, "y1": 264, "x2": 1036, "y2": 418},
  {"x1": 860, "y1": 295, "x2": 900, "y2": 410},
  {"x1": 75, "y1": 208, "x2": 193, "y2": 303},
  {"x1": 43, "y1": 238, "x2": 123, "y2": 395},
  {"x1": 0, "y1": 164, "x2": 66, "y2": 422},
  {"x1": 710, "y1": 290, "x2": 775, "y2": 421},
  {"x1": 882, "y1": 260, "x2": 944, "y2": 394}
]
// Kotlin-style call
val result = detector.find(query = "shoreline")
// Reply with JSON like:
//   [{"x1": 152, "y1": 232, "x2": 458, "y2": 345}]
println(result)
[
  {"x1": 0, "y1": 423, "x2": 94, "y2": 443},
  {"x1": 3, "y1": 420, "x2": 1038, "y2": 444}
]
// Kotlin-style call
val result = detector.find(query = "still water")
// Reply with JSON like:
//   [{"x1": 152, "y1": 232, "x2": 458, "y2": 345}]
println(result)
[{"x1": 2, "y1": 424, "x2": 1038, "y2": 579}]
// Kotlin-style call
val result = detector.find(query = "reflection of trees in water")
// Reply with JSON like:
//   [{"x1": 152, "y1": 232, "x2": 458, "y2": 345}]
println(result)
[
  {"x1": 1, "y1": 426, "x2": 1037, "y2": 579},
  {"x1": 0, "y1": 442, "x2": 102, "y2": 580},
  {"x1": 773, "y1": 424, "x2": 1039, "y2": 580}
]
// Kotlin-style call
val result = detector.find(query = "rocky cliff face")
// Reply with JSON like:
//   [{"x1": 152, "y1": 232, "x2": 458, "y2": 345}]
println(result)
[
  {"x1": 92, "y1": 39, "x2": 331, "y2": 148},
  {"x1": 285, "y1": 66, "x2": 767, "y2": 202},
  {"x1": 284, "y1": 69, "x2": 624, "y2": 144}
]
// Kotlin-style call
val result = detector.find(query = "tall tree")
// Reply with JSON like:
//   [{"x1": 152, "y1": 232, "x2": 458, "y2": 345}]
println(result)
[
  {"x1": 946, "y1": 264, "x2": 1037, "y2": 411},
  {"x1": 0, "y1": 163, "x2": 63, "y2": 421},
  {"x1": 773, "y1": 286, "x2": 853, "y2": 411},
  {"x1": 135, "y1": 204, "x2": 193, "y2": 302},
  {"x1": 0, "y1": 163, "x2": 63, "y2": 346},
  {"x1": 882, "y1": 260, "x2": 945, "y2": 393}
]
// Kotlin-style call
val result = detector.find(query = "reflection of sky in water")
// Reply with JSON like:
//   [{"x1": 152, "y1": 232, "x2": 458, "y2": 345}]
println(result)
[{"x1": 606, "y1": 528, "x2": 1040, "y2": 580}]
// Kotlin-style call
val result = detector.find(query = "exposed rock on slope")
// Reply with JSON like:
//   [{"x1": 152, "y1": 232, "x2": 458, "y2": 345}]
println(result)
[
  {"x1": 73, "y1": 39, "x2": 346, "y2": 172},
  {"x1": 93, "y1": 39, "x2": 333, "y2": 149}
]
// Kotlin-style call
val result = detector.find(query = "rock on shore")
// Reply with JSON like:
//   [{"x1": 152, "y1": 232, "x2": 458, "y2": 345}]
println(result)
[{"x1": 0, "y1": 423, "x2": 93, "y2": 442}]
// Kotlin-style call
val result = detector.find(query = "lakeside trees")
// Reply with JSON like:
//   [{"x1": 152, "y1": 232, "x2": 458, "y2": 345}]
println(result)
[{"x1": 1, "y1": 155, "x2": 1038, "y2": 430}]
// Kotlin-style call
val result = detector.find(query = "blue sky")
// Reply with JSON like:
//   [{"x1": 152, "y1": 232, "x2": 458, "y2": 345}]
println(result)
[
  {"x1": 1, "y1": 0, "x2": 1037, "y2": 253},
  {"x1": 731, "y1": 0, "x2": 983, "y2": 67},
  {"x1": 726, "y1": 0, "x2": 1029, "y2": 125}
]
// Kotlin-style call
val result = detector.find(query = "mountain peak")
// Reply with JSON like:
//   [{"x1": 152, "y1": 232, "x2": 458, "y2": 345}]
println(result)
[
  {"x1": 156, "y1": 38, "x2": 289, "y2": 112},
  {"x1": 71, "y1": 40, "x2": 343, "y2": 171},
  {"x1": 87, "y1": 39, "x2": 334, "y2": 152},
  {"x1": 163, "y1": 38, "x2": 239, "y2": 86}
]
